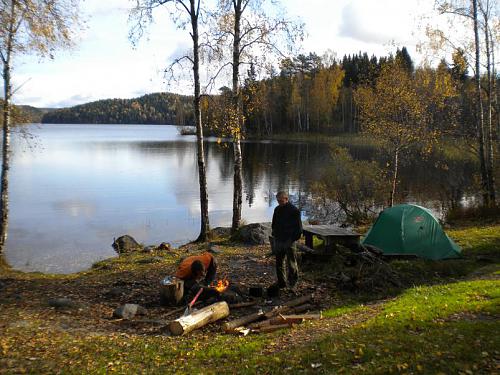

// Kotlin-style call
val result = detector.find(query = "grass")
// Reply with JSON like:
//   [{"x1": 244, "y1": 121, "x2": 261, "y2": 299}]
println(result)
[{"x1": 0, "y1": 221, "x2": 498, "y2": 374}]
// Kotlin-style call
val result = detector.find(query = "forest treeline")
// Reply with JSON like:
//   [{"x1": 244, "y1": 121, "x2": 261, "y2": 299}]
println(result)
[
  {"x1": 41, "y1": 92, "x2": 194, "y2": 125},
  {"x1": 206, "y1": 46, "x2": 497, "y2": 139},
  {"x1": 37, "y1": 47, "x2": 497, "y2": 143}
]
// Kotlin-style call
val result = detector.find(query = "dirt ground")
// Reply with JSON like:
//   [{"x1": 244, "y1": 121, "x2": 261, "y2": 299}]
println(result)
[{"x1": 0, "y1": 241, "x2": 345, "y2": 339}]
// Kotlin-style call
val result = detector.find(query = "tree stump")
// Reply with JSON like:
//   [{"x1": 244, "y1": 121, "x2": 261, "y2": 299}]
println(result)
[{"x1": 160, "y1": 277, "x2": 184, "y2": 306}]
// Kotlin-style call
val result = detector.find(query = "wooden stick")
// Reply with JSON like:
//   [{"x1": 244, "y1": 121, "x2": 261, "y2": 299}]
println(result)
[
  {"x1": 289, "y1": 303, "x2": 314, "y2": 314},
  {"x1": 161, "y1": 301, "x2": 203, "y2": 319},
  {"x1": 169, "y1": 301, "x2": 230, "y2": 336},
  {"x1": 223, "y1": 310, "x2": 265, "y2": 332},
  {"x1": 228, "y1": 301, "x2": 257, "y2": 309},
  {"x1": 263, "y1": 294, "x2": 313, "y2": 319}
]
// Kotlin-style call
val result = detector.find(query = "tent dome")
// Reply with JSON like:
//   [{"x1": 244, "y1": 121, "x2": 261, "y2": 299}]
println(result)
[{"x1": 362, "y1": 204, "x2": 461, "y2": 260}]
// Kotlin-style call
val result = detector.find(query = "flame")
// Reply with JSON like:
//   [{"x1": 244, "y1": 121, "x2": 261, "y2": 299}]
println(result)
[{"x1": 211, "y1": 278, "x2": 229, "y2": 293}]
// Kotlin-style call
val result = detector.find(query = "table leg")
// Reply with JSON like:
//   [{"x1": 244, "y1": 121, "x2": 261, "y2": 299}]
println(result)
[{"x1": 304, "y1": 233, "x2": 313, "y2": 249}]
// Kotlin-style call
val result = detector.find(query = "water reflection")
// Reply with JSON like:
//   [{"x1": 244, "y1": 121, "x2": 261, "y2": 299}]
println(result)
[{"x1": 5, "y1": 124, "x2": 477, "y2": 274}]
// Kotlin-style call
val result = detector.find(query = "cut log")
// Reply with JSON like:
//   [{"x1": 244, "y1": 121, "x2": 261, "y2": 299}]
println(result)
[
  {"x1": 263, "y1": 294, "x2": 313, "y2": 319},
  {"x1": 289, "y1": 303, "x2": 314, "y2": 314},
  {"x1": 228, "y1": 301, "x2": 257, "y2": 309},
  {"x1": 169, "y1": 301, "x2": 229, "y2": 336},
  {"x1": 248, "y1": 319, "x2": 273, "y2": 330},
  {"x1": 223, "y1": 310, "x2": 264, "y2": 332}
]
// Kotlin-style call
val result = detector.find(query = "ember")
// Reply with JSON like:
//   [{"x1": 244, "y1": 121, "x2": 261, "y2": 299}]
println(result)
[{"x1": 211, "y1": 278, "x2": 229, "y2": 293}]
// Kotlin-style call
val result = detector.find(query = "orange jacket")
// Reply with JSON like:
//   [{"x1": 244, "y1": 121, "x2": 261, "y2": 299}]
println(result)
[{"x1": 175, "y1": 252, "x2": 214, "y2": 280}]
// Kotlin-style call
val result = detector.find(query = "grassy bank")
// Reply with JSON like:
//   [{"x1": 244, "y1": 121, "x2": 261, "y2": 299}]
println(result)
[{"x1": 0, "y1": 222, "x2": 498, "y2": 374}]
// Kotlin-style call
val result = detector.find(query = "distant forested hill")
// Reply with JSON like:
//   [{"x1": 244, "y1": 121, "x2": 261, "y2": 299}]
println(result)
[
  {"x1": 0, "y1": 100, "x2": 51, "y2": 125},
  {"x1": 41, "y1": 92, "x2": 194, "y2": 125}
]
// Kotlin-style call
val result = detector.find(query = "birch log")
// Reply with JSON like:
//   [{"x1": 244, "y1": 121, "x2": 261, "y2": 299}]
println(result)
[{"x1": 169, "y1": 301, "x2": 229, "y2": 336}]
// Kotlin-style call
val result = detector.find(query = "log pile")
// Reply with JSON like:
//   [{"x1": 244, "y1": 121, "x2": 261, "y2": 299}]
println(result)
[
  {"x1": 223, "y1": 294, "x2": 321, "y2": 334},
  {"x1": 332, "y1": 245, "x2": 402, "y2": 291}
]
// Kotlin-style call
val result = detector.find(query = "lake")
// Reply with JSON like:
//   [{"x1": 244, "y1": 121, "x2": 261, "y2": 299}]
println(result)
[
  {"x1": 5, "y1": 124, "x2": 331, "y2": 273},
  {"x1": 5, "y1": 124, "x2": 478, "y2": 274}
]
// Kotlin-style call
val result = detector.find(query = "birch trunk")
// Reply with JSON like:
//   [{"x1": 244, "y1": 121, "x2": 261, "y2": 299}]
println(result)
[
  {"x1": 231, "y1": 0, "x2": 243, "y2": 233},
  {"x1": 191, "y1": 0, "x2": 210, "y2": 241},
  {"x1": 472, "y1": 0, "x2": 490, "y2": 206}
]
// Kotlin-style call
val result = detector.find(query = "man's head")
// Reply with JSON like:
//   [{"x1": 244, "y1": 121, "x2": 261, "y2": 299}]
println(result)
[
  {"x1": 276, "y1": 191, "x2": 289, "y2": 206},
  {"x1": 191, "y1": 260, "x2": 205, "y2": 280}
]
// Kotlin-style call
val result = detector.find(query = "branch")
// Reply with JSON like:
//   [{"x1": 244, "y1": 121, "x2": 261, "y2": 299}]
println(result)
[{"x1": 204, "y1": 61, "x2": 233, "y2": 92}]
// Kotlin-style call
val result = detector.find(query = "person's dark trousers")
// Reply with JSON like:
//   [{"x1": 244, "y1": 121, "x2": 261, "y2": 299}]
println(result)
[{"x1": 275, "y1": 242, "x2": 299, "y2": 288}]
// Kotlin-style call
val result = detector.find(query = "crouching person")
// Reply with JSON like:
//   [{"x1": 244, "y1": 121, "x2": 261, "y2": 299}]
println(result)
[{"x1": 175, "y1": 252, "x2": 218, "y2": 302}]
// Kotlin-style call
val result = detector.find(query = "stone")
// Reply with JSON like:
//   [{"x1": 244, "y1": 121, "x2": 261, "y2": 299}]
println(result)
[
  {"x1": 210, "y1": 227, "x2": 232, "y2": 239},
  {"x1": 112, "y1": 304, "x2": 146, "y2": 319},
  {"x1": 208, "y1": 244, "x2": 223, "y2": 254},
  {"x1": 157, "y1": 242, "x2": 171, "y2": 251},
  {"x1": 236, "y1": 223, "x2": 272, "y2": 245},
  {"x1": 112, "y1": 235, "x2": 143, "y2": 254},
  {"x1": 48, "y1": 298, "x2": 81, "y2": 309},
  {"x1": 142, "y1": 245, "x2": 156, "y2": 253}
]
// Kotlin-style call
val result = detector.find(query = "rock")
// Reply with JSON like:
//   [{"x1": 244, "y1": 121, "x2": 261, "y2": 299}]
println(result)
[
  {"x1": 208, "y1": 244, "x2": 223, "y2": 254},
  {"x1": 210, "y1": 227, "x2": 232, "y2": 239},
  {"x1": 158, "y1": 242, "x2": 171, "y2": 251},
  {"x1": 112, "y1": 304, "x2": 147, "y2": 319},
  {"x1": 142, "y1": 245, "x2": 156, "y2": 253},
  {"x1": 48, "y1": 298, "x2": 81, "y2": 309},
  {"x1": 236, "y1": 223, "x2": 272, "y2": 245},
  {"x1": 112, "y1": 235, "x2": 143, "y2": 254}
]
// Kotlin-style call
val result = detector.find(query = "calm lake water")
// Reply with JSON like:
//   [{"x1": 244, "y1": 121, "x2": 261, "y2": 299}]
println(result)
[
  {"x1": 6, "y1": 124, "x2": 331, "y2": 273},
  {"x1": 5, "y1": 124, "x2": 478, "y2": 274}
]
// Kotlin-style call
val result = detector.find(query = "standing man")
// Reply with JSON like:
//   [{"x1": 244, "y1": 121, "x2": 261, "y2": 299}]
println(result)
[{"x1": 271, "y1": 191, "x2": 302, "y2": 290}]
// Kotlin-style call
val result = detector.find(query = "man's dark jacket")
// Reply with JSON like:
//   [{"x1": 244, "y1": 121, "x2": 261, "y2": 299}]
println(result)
[{"x1": 272, "y1": 202, "x2": 302, "y2": 242}]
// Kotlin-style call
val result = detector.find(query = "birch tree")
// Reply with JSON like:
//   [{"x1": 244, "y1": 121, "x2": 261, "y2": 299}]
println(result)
[
  {"x1": 130, "y1": 0, "x2": 211, "y2": 242},
  {"x1": 431, "y1": 0, "x2": 498, "y2": 206},
  {"x1": 212, "y1": 0, "x2": 302, "y2": 232},
  {"x1": 0, "y1": 0, "x2": 80, "y2": 253}
]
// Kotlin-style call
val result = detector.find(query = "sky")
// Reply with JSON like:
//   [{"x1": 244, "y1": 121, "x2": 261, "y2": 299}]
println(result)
[{"x1": 10, "y1": 0, "x2": 438, "y2": 108}]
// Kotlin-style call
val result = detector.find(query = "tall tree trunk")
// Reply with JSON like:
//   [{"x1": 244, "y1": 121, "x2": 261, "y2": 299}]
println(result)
[
  {"x1": 472, "y1": 0, "x2": 490, "y2": 206},
  {"x1": 0, "y1": 1, "x2": 15, "y2": 253},
  {"x1": 389, "y1": 148, "x2": 399, "y2": 207},
  {"x1": 0, "y1": 62, "x2": 12, "y2": 253},
  {"x1": 484, "y1": 22, "x2": 496, "y2": 205},
  {"x1": 231, "y1": 0, "x2": 243, "y2": 233},
  {"x1": 191, "y1": 0, "x2": 210, "y2": 242}
]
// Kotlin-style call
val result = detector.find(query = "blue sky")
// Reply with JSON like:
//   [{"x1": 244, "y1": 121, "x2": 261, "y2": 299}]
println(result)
[{"x1": 11, "y1": 0, "x2": 435, "y2": 108}]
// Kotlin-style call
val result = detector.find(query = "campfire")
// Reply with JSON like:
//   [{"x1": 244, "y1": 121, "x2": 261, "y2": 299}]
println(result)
[{"x1": 211, "y1": 278, "x2": 229, "y2": 293}]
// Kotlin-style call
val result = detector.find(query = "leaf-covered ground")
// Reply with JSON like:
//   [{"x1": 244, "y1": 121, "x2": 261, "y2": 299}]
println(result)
[{"x1": 0, "y1": 223, "x2": 499, "y2": 374}]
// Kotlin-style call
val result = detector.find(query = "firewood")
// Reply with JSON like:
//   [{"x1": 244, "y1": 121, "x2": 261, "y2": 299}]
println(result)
[
  {"x1": 228, "y1": 301, "x2": 257, "y2": 309},
  {"x1": 247, "y1": 319, "x2": 273, "y2": 330},
  {"x1": 263, "y1": 294, "x2": 313, "y2": 319},
  {"x1": 223, "y1": 310, "x2": 264, "y2": 332},
  {"x1": 289, "y1": 303, "x2": 314, "y2": 314},
  {"x1": 169, "y1": 301, "x2": 229, "y2": 336}
]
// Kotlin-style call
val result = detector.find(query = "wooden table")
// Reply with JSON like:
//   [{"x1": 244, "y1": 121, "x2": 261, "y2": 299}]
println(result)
[{"x1": 302, "y1": 225, "x2": 361, "y2": 251}]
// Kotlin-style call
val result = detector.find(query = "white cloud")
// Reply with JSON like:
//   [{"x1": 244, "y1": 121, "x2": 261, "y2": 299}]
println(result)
[{"x1": 6, "y1": 0, "x2": 436, "y2": 108}]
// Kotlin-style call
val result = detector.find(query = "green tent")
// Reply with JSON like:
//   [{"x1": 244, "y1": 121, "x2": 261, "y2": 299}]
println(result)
[{"x1": 362, "y1": 204, "x2": 461, "y2": 260}]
